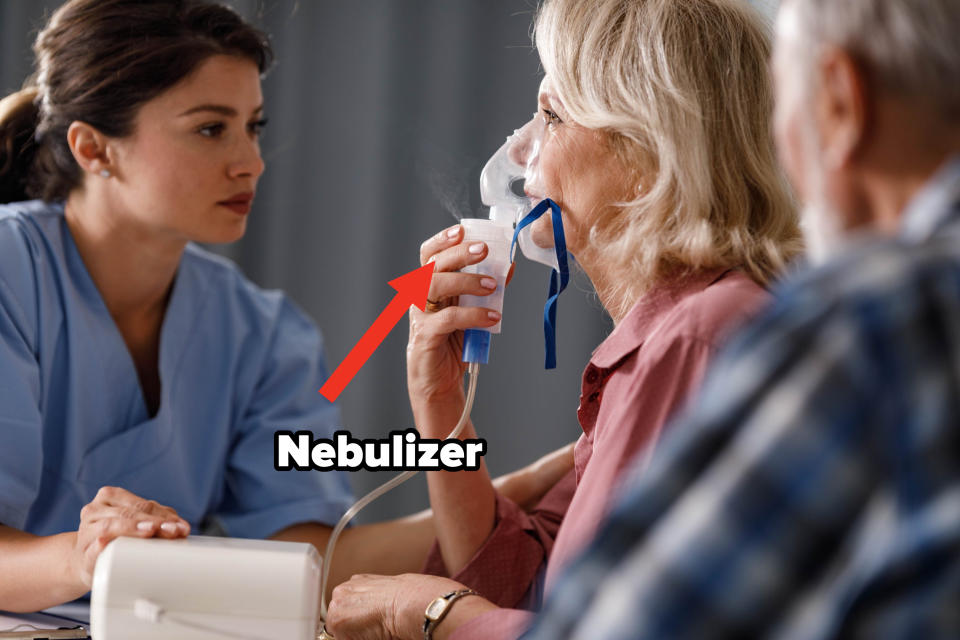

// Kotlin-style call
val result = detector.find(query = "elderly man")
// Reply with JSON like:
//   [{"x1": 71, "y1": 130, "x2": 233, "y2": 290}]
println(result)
[{"x1": 522, "y1": 0, "x2": 960, "y2": 638}]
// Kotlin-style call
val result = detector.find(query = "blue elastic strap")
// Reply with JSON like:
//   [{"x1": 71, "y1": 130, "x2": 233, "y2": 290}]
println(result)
[{"x1": 510, "y1": 198, "x2": 569, "y2": 369}]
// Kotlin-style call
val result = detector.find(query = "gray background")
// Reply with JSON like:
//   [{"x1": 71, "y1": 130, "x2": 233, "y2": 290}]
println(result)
[{"x1": 1, "y1": 0, "x2": 776, "y2": 523}]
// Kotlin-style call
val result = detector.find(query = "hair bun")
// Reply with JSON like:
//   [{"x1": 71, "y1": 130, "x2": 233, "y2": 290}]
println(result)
[
  {"x1": 0, "y1": 87, "x2": 40, "y2": 124},
  {"x1": 0, "y1": 86, "x2": 42, "y2": 204}
]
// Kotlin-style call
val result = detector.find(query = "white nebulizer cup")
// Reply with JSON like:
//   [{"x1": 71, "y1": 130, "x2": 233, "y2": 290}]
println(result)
[
  {"x1": 458, "y1": 218, "x2": 511, "y2": 364},
  {"x1": 459, "y1": 218, "x2": 512, "y2": 333}
]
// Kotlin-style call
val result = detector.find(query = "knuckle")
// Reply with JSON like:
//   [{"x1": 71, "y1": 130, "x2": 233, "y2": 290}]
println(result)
[
  {"x1": 139, "y1": 499, "x2": 159, "y2": 513},
  {"x1": 436, "y1": 307, "x2": 460, "y2": 329}
]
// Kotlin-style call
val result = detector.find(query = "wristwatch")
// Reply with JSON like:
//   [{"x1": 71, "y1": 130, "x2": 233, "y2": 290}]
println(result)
[{"x1": 423, "y1": 588, "x2": 478, "y2": 640}]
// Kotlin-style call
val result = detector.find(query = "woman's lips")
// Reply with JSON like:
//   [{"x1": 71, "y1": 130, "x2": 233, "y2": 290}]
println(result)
[{"x1": 218, "y1": 193, "x2": 254, "y2": 215}]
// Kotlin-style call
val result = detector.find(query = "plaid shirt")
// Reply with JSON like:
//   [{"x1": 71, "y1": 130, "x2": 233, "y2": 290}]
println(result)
[{"x1": 522, "y1": 159, "x2": 960, "y2": 640}]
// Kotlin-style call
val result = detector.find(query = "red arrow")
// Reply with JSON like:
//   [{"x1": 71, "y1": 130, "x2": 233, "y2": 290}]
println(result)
[{"x1": 319, "y1": 263, "x2": 435, "y2": 402}]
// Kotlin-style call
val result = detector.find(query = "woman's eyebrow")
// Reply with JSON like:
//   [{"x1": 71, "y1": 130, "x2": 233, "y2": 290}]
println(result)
[
  {"x1": 177, "y1": 104, "x2": 264, "y2": 117},
  {"x1": 539, "y1": 92, "x2": 564, "y2": 111}
]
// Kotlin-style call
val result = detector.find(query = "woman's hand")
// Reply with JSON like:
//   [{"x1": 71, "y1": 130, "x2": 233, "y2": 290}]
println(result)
[
  {"x1": 70, "y1": 486, "x2": 189, "y2": 587},
  {"x1": 326, "y1": 573, "x2": 496, "y2": 640},
  {"x1": 407, "y1": 225, "x2": 504, "y2": 434}
]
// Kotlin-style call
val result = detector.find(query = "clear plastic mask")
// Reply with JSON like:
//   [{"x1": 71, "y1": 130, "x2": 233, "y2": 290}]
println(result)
[{"x1": 479, "y1": 116, "x2": 560, "y2": 271}]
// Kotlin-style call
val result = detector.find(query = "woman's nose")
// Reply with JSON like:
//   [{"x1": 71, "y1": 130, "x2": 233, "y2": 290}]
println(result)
[
  {"x1": 228, "y1": 138, "x2": 265, "y2": 180},
  {"x1": 507, "y1": 117, "x2": 538, "y2": 168}
]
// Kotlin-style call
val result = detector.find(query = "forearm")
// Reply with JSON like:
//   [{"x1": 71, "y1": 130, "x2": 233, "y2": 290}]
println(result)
[
  {"x1": 412, "y1": 393, "x2": 497, "y2": 575},
  {"x1": 0, "y1": 526, "x2": 86, "y2": 612},
  {"x1": 426, "y1": 462, "x2": 497, "y2": 576},
  {"x1": 492, "y1": 442, "x2": 575, "y2": 511},
  {"x1": 273, "y1": 511, "x2": 436, "y2": 602}
]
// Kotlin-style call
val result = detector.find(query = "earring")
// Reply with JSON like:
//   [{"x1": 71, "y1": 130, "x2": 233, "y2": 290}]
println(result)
[{"x1": 99, "y1": 169, "x2": 111, "y2": 178}]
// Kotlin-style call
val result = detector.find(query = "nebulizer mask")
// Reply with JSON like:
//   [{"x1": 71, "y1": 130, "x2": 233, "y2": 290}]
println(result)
[
  {"x1": 317, "y1": 115, "x2": 570, "y2": 638},
  {"x1": 459, "y1": 115, "x2": 571, "y2": 367}
]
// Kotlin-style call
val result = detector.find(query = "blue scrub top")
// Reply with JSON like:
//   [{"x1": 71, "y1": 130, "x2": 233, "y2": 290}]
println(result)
[{"x1": 0, "y1": 200, "x2": 353, "y2": 539}]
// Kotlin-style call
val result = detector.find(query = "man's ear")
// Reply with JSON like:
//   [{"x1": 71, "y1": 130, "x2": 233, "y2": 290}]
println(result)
[
  {"x1": 66, "y1": 121, "x2": 116, "y2": 177},
  {"x1": 816, "y1": 46, "x2": 869, "y2": 170}
]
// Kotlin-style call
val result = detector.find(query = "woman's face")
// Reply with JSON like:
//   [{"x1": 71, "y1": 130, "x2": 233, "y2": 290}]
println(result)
[
  {"x1": 509, "y1": 75, "x2": 631, "y2": 257},
  {"x1": 108, "y1": 54, "x2": 266, "y2": 245}
]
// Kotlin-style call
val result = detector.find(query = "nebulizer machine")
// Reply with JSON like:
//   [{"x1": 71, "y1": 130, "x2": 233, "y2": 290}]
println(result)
[{"x1": 87, "y1": 115, "x2": 569, "y2": 640}]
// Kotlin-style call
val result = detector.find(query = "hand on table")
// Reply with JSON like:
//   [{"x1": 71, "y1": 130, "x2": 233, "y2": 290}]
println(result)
[
  {"x1": 326, "y1": 573, "x2": 495, "y2": 640},
  {"x1": 71, "y1": 485, "x2": 189, "y2": 587}
]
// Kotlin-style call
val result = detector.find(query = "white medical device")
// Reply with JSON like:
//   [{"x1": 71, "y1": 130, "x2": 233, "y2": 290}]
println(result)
[{"x1": 90, "y1": 535, "x2": 321, "y2": 640}]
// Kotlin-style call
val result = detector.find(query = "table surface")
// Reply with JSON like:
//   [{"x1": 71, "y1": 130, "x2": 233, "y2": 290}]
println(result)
[{"x1": 0, "y1": 604, "x2": 90, "y2": 636}]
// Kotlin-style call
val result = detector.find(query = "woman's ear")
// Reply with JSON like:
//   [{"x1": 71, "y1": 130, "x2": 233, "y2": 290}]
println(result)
[{"x1": 66, "y1": 121, "x2": 115, "y2": 178}]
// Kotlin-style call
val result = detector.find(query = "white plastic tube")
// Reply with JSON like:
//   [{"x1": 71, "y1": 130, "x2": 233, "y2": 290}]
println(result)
[{"x1": 318, "y1": 362, "x2": 481, "y2": 625}]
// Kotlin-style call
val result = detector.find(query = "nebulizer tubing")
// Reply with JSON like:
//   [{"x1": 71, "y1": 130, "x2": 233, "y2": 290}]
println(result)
[{"x1": 318, "y1": 361, "x2": 480, "y2": 624}]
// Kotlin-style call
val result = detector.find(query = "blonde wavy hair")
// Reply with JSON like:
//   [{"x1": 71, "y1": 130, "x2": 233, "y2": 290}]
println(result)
[{"x1": 535, "y1": 0, "x2": 802, "y2": 320}]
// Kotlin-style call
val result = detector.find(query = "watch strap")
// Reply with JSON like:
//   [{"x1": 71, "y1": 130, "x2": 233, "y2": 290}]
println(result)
[{"x1": 423, "y1": 588, "x2": 478, "y2": 640}]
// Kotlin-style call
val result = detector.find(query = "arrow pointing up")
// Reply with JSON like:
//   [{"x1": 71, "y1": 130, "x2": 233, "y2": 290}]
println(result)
[
  {"x1": 319, "y1": 263, "x2": 435, "y2": 402},
  {"x1": 387, "y1": 261, "x2": 435, "y2": 311}
]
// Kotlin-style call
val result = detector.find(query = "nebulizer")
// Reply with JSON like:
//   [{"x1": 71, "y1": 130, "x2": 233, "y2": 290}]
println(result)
[{"x1": 317, "y1": 113, "x2": 569, "y2": 638}]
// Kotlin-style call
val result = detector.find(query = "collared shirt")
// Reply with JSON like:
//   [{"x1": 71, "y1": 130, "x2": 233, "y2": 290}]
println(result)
[
  {"x1": 422, "y1": 268, "x2": 769, "y2": 640},
  {"x1": 0, "y1": 201, "x2": 353, "y2": 539},
  {"x1": 524, "y1": 157, "x2": 960, "y2": 640}
]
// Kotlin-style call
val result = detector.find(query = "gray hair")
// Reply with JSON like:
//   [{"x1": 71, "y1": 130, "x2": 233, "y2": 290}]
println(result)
[{"x1": 785, "y1": 0, "x2": 960, "y2": 118}]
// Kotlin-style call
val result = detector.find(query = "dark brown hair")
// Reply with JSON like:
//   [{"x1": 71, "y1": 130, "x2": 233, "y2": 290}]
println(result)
[{"x1": 0, "y1": 0, "x2": 273, "y2": 204}]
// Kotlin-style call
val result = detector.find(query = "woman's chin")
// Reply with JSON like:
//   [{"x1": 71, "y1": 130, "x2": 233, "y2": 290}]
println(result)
[
  {"x1": 530, "y1": 216, "x2": 556, "y2": 249},
  {"x1": 194, "y1": 220, "x2": 248, "y2": 245}
]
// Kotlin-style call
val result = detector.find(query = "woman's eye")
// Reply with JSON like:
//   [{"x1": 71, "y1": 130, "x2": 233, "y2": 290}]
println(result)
[
  {"x1": 198, "y1": 123, "x2": 225, "y2": 138},
  {"x1": 541, "y1": 108, "x2": 562, "y2": 127},
  {"x1": 248, "y1": 118, "x2": 269, "y2": 137}
]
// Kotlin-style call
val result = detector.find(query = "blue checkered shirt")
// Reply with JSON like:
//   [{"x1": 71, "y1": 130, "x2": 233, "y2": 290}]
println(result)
[{"x1": 522, "y1": 159, "x2": 960, "y2": 640}]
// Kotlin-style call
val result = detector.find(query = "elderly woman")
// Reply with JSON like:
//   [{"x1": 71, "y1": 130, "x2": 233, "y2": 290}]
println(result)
[{"x1": 326, "y1": 0, "x2": 801, "y2": 638}]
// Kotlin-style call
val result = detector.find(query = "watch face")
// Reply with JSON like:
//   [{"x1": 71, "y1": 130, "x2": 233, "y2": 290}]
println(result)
[{"x1": 426, "y1": 597, "x2": 448, "y2": 621}]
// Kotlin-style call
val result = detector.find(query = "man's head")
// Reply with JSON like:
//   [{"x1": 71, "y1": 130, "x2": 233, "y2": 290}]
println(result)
[{"x1": 773, "y1": 0, "x2": 960, "y2": 261}]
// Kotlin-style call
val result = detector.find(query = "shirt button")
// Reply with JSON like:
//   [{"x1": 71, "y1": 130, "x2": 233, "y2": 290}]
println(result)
[{"x1": 585, "y1": 369, "x2": 599, "y2": 384}]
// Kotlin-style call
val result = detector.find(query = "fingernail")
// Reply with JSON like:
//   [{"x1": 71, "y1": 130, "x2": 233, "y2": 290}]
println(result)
[
  {"x1": 480, "y1": 277, "x2": 497, "y2": 290},
  {"x1": 488, "y1": 311, "x2": 501, "y2": 321},
  {"x1": 178, "y1": 521, "x2": 190, "y2": 534},
  {"x1": 160, "y1": 522, "x2": 177, "y2": 534},
  {"x1": 137, "y1": 521, "x2": 154, "y2": 532},
  {"x1": 446, "y1": 226, "x2": 460, "y2": 239},
  {"x1": 468, "y1": 242, "x2": 485, "y2": 254}
]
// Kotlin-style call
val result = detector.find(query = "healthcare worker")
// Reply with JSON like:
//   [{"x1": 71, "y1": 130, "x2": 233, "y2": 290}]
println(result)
[{"x1": 0, "y1": 0, "x2": 354, "y2": 612}]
